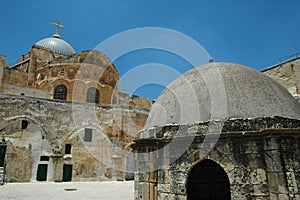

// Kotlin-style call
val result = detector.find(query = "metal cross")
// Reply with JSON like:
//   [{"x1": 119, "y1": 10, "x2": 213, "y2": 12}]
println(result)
[{"x1": 51, "y1": 19, "x2": 65, "y2": 36}]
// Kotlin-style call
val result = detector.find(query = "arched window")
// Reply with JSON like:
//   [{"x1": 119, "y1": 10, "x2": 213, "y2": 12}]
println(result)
[
  {"x1": 54, "y1": 84, "x2": 67, "y2": 100},
  {"x1": 86, "y1": 87, "x2": 99, "y2": 103}
]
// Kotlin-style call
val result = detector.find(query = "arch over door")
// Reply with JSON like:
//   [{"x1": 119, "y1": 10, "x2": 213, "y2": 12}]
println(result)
[{"x1": 187, "y1": 159, "x2": 231, "y2": 200}]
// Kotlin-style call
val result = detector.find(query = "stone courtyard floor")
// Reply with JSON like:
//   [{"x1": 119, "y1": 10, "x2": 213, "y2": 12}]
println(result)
[{"x1": 0, "y1": 181, "x2": 134, "y2": 200}]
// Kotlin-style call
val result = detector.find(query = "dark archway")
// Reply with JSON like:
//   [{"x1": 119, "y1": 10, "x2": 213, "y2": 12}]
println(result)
[
  {"x1": 187, "y1": 159, "x2": 231, "y2": 200},
  {"x1": 54, "y1": 84, "x2": 67, "y2": 100}
]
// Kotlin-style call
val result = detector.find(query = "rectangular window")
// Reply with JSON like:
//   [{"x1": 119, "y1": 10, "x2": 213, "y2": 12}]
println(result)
[
  {"x1": 84, "y1": 128, "x2": 93, "y2": 142},
  {"x1": 40, "y1": 156, "x2": 50, "y2": 161},
  {"x1": 65, "y1": 144, "x2": 71, "y2": 154}
]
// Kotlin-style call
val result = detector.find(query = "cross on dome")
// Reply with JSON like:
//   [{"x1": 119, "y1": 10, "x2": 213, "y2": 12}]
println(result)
[{"x1": 51, "y1": 19, "x2": 64, "y2": 39}]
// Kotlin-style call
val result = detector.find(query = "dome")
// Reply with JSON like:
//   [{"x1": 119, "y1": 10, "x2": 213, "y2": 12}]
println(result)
[
  {"x1": 35, "y1": 35, "x2": 75, "y2": 56},
  {"x1": 145, "y1": 62, "x2": 300, "y2": 128}
]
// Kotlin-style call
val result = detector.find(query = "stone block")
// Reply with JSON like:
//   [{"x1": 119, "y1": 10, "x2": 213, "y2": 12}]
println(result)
[
  {"x1": 264, "y1": 137, "x2": 280, "y2": 151},
  {"x1": 174, "y1": 195, "x2": 186, "y2": 200},
  {"x1": 215, "y1": 139, "x2": 234, "y2": 155},
  {"x1": 157, "y1": 184, "x2": 170, "y2": 193},
  {"x1": 138, "y1": 182, "x2": 150, "y2": 200},
  {"x1": 264, "y1": 150, "x2": 283, "y2": 172},
  {"x1": 269, "y1": 193, "x2": 279, "y2": 200},
  {"x1": 170, "y1": 182, "x2": 186, "y2": 195},
  {"x1": 169, "y1": 170, "x2": 186, "y2": 184},
  {"x1": 247, "y1": 154, "x2": 265, "y2": 168},
  {"x1": 158, "y1": 193, "x2": 175, "y2": 200},
  {"x1": 221, "y1": 156, "x2": 235, "y2": 172},
  {"x1": 267, "y1": 172, "x2": 288, "y2": 194},
  {"x1": 278, "y1": 193, "x2": 289, "y2": 200},
  {"x1": 157, "y1": 170, "x2": 166, "y2": 184},
  {"x1": 251, "y1": 168, "x2": 267, "y2": 184}
]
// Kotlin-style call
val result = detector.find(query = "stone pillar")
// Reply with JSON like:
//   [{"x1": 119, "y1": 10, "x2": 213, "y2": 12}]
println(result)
[
  {"x1": 0, "y1": 55, "x2": 6, "y2": 89},
  {"x1": 280, "y1": 137, "x2": 300, "y2": 199},
  {"x1": 52, "y1": 156, "x2": 63, "y2": 182},
  {"x1": 264, "y1": 136, "x2": 289, "y2": 199},
  {"x1": 27, "y1": 55, "x2": 36, "y2": 87}
]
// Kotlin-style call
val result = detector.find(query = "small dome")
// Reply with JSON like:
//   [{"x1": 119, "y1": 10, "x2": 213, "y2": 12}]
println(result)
[
  {"x1": 145, "y1": 62, "x2": 300, "y2": 128},
  {"x1": 35, "y1": 36, "x2": 75, "y2": 56}
]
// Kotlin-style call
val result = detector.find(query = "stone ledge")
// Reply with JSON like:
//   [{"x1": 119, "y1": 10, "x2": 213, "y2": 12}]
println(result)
[{"x1": 137, "y1": 116, "x2": 300, "y2": 140}]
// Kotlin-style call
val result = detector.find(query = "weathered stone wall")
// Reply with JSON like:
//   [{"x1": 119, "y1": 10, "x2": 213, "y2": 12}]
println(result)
[
  {"x1": 262, "y1": 57, "x2": 300, "y2": 102},
  {"x1": 0, "y1": 55, "x2": 6, "y2": 89},
  {"x1": 2, "y1": 47, "x2": 120, "y2": 104},
  {"x1": 0, "y1": 93, "x2": 149, "y2": 182},
  {"x1": 0, "y1": 83, "x2": 47, "y2": 97},
  {"x1": 118, "y1": 91, "x2": 151, "y2": 109},
  {"x1": 133, "y1": 117, "x2": 300, "y2": 200},
  {"x1": 0, "y1": 47, "x2": 151, "y2": 108}
]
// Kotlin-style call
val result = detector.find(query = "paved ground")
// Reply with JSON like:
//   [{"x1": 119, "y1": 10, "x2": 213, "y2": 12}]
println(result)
[{"x1": 0, "y1": 181, "x2": 134, "y2": 200}]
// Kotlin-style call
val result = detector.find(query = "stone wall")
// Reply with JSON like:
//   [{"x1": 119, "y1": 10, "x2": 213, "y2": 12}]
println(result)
[
  {"x1": 0, "y1": 47, "x2": 151, "y2": 108},
  {"x1": 118, "y1": 91, "x2": 152, "y2": 109},
  {"x1": 0, "y1": 93, "x2": 149, "y2": 182},
  {"x1": 262, "y1": 57, "x2": 300, "y2": 102},
  {"x1": 132, "y1": 117, "x2": 300, "y2": 200}
]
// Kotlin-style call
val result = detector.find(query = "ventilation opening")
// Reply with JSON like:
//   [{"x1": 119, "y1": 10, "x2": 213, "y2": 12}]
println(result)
[{"x1": 21, "y1": 120, "x2": 29, "y2": 129}]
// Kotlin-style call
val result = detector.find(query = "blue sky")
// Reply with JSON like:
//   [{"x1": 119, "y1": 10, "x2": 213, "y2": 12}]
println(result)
[{"x1": 1, "y1": 0, "x2": 300, "y2": 100}]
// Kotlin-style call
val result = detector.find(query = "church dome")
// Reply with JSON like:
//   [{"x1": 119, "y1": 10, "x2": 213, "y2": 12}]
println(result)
[
  {"x1": 145, "y1": 62, "x2": 300, "y2": 128},
  {"x1": 35, "y1": 35, "x2": 75, "y2": 56}
]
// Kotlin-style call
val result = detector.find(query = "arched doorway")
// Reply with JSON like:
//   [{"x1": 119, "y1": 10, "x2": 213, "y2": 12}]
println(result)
[{"x1": 187, "y1": 159, "x2": 231, "y2": 200}]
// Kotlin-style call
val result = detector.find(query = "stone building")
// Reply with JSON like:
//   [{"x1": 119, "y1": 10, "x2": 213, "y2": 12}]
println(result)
[
  {"x1": 1, "y1": 19, "x2": 300, "y2": 200},
  {"x1": 262, "y1": 56, "x2": 300, "y2": 103},
  {"x1": 132, "y1": 62, "x2": 300, "y2": 200},
  {"x1": 0, "y1": 22, "x2": 150, "y2": 183}
]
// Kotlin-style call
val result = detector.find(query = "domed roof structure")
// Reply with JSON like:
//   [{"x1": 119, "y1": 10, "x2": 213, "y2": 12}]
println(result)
[
  {"x1": 35, "y1": 35, "x2": 75, "y2": 56},
  {"x1": 34, "y1": 20, "x2": 75, "y2": 56},
  {"x1": 145, "y1": 62, "x2": 300, "y2": 128}
]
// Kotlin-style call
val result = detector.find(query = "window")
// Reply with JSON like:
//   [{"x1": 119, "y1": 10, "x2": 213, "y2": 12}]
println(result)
[
  {"x1": 65, "y1": 144, "x2": 71, "y2": 154},
  {"x1": 54, "y1": 84, "x2": 67, "y2": 100},
  {"x1": 40, "y1": 156, "x2": 50, "y2": 161},
  {"x1": 86, "y1": 87, "x2": 99, "y2": 103},
  {"x1": 60, "y1": 68, "x2": 65, "y2": 75},
  {"x1": 21, "y1": 120, "x2": 29, "y2": 129},
  {"x1": 84, "y1": 128, "x2": 93, "y2": 142}
]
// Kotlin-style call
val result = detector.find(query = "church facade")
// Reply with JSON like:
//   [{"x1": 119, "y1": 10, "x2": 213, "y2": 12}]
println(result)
[{"x1": 0, "y1": 21, "x2": 150, "y2": 182}]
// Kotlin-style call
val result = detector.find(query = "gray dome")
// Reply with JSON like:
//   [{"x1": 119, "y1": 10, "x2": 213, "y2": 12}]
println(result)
[
  {"x1": 145, "y1": 62, "x2": 300, "y2": 128},
  {"x1": 35, "y1": 36, "x2": 75, "y2": 56}
]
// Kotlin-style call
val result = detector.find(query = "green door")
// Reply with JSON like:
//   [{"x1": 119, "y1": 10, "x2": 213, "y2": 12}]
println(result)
[
  {"x1": 0, "y1": 146, "x2": 6, "y2": 167},
  {"x1": 36, "y1": 164, "x2": 48, "y2": 181},
  {"x1": 62, "y1": 164, "x2": 72, "y2": 182}
]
